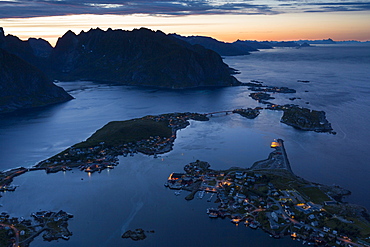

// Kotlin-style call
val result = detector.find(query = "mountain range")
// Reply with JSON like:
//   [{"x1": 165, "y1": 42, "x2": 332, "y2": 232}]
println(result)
[
  {"x1": 47, "y1": 28, "x2": 239, "y2": 88},
  {"x1": 0, "y1": 27, "x2": 243, "y2": 112},
  {"x1": 0, "y1": 27, "x2": 353, "y2": 113}
]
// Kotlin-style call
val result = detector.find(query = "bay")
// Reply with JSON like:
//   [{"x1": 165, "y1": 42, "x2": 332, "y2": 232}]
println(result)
[{"x1": 0, "y1": 44, "x2": 369, "y2": 246}]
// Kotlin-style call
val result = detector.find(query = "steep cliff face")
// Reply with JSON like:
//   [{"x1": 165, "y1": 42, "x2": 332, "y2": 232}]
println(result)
[
  {"x1": 0, "y1": 48, "x2": 73, "y2": 113},
  {"x1": 49, "y1": 28, "x2": 239, "y2": 88}
]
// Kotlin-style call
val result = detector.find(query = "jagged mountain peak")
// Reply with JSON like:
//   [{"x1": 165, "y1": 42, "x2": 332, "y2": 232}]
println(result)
[{"x1": 49, "y1": 28, "x2": 239, "y2": 88}]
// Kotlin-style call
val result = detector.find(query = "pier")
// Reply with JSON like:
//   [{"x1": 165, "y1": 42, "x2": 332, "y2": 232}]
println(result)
[{"x1": 276, "y1": 139, "x2": 294, "y2": 175}]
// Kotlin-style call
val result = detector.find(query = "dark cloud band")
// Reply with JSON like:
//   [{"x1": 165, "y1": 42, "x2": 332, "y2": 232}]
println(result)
[{"x1": 0, "y1": 0, "x2": 369, "y2": 18}]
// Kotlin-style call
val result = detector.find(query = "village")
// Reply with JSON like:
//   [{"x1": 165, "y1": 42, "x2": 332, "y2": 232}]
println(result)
[
  {"x1": 165, "y1": 140, "x2": 370, "y2": 247},
  {"x1": 32, "y1": 112, "x2": 209, "y2": 174},
  {"x1": 0, "y1": 210, "x2": 73, "y2": 247},
  {"x1": 0, "y1": 112, "x2": 364, "y2": 246}
]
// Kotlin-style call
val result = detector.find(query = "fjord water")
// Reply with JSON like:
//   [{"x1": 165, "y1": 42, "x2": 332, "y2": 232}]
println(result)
[{"x1": 0, "y1": 44, "x2": 369, "y2": 246}]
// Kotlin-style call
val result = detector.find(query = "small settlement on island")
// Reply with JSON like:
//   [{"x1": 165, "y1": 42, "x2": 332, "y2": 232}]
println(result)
[
  {"x1": 165, "y1": 139, "x2": 370, "y2": 247},
  {"x1": 0, "y1": 210, "x2": 73, "y2": 247}
]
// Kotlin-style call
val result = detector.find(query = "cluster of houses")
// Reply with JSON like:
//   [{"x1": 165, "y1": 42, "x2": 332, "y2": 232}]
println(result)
[
  {"x1": 0, "y1": 210, "x2": 73, "y2": 246},
  {"x1": 39, "y1": 146, "x2": 120, "y2": 174},
  {"x1": 166, "y1": 160, "x2": 367, "y2": 246},
  {"x1": 37, "y1": 112, "x2": 209, "y2": 174}
]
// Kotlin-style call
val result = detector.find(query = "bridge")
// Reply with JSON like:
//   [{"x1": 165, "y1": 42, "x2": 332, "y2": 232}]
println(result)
[{"x1": 205, "y1": 110, "x2": 234, "y2": 117}]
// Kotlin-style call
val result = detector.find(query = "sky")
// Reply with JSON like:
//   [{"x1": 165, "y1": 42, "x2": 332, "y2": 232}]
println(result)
[{"x1": 0, "y1": 0, "x2": 369, "y2": 46}]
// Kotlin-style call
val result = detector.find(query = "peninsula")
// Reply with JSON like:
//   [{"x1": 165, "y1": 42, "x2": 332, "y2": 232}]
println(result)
[
  {"x1": 165, "y1": 139, "x2": 370, "y2": 246},
  {"x1": 35, "y1": 112, "x2": 209, "y2": 173}
]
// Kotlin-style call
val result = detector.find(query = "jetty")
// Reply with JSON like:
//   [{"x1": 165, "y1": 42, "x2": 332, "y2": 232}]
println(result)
[{"x1": 251, "y1": 138, "x2": 294, "y2": 176}]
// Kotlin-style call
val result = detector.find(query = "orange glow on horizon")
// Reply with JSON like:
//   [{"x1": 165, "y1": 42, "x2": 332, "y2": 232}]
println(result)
[{"x1": 0, "y1": 12, "x2": 369, "y2": 46}]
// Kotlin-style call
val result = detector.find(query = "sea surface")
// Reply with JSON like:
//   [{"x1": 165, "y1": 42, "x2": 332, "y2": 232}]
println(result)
[{"x1": 0, "y1": 44, "x2": 369, "y2": 246}]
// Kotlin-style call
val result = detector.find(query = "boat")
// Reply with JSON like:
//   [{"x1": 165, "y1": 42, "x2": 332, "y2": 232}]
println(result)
[
  {"x1": 209, "y1": 212, "x2": 218, "y2": 218},
  {"x1": 231, "y1": 218, "x2": 241, "y2": 224},
  {"x1": 249, "y1": 221, "x2": 259, "y2": 229},
  {"x1": 197, "y1": 190, "x2": 205, "y2": 199}
]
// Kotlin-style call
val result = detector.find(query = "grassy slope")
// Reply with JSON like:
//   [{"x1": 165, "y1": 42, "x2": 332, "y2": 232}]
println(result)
[{"x1": 74, "y1": 118, "x2": 172, "y2": 148}]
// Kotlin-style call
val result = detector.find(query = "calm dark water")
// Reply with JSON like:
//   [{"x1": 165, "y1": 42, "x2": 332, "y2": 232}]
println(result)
[{"x1": 0, "y1": 44, "x2": 369, "y2": 246}]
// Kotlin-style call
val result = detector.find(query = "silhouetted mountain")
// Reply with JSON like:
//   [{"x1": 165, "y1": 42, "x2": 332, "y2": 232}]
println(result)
[
  {"x1": 171, "y1": 34, "x2": 257, "y2": 56},
  {"x1": 297, "y1": 38, "x2": 337, "y2": 44},
  {"x1": 261, "y1": 41, "x2": 301, "y2": 48},
  {"x1": 0, "y1": 47, "x2": 73, "y2": 113},
  {"x1": 48, "y1": 28, "x2": 239, "y2": 88},
  {"x1": 233, "y1": 40, "x2": 273, "y2": 50},
  {"x1": 0, "y1": 27, "x2": 53, "y2": 69}
]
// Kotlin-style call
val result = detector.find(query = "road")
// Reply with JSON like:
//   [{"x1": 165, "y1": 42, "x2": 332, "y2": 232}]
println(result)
[{"x1": 0, "y1": 223, "x2": 19, "y2": 247}]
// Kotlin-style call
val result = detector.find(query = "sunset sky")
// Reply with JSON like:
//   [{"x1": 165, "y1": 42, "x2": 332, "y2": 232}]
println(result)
[{"x1": 0, "y1": 0, "x2": 369, "y2": 46}]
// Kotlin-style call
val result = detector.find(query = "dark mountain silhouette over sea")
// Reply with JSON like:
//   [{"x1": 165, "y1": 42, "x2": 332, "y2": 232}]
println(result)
[
  {"x1": 0, "y1": 47, "x2": 73, "y2": 113},
  {"x1": 0, "y1": 27, "x2": 244, "y2": 112},
  {"x1": 170, "y1": 34, "x2": 258, "y2": 56},
  {"x1": 0, "y1": 28, "x2": 72, "y2": 113},
  {"x1": 48, "y1": 28, "x2": 239, "y2": 88}
]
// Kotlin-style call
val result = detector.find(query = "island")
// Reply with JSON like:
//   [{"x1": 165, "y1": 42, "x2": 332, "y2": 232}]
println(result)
[
  {"x1": 122, "y1": 229, "x2": 154, "y2": 241},
  {"x1": 165, "y1": 139, "x2": 370, "y2": 246},
  {"x1": 280, "y1": 106, "x2": 334, "y2": 133},
  {"x1": 232, "y1": 108, "x2": 261, "y2": 119},
  {"x1": 241, "y1": 80, "x2": 335, "y2": 134},
  {"x1": 0, "y1": 210, "x2": 73, "y2": 247}
]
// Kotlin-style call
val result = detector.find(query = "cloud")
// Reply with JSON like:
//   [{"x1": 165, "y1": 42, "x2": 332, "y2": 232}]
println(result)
[
  {"x1": 276, "y1": 0, "x2": 370, "y2": 12},
  {"x1": 0, "y1": 0, "x2": 369, "y2": 19}
]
